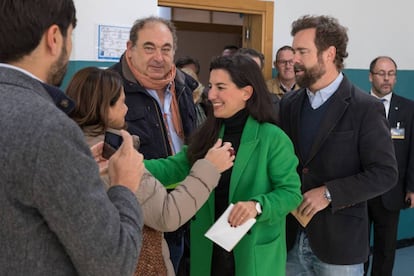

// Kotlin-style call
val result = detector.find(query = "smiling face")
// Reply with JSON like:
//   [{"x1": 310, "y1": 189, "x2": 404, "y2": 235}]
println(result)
[
  {"x1": 107, "y1": 88, "x2": 128, "y2": 129},
  {"x1": 208, "y1": 69, "x2": 252, "y2": 119},
  {"x1": 127, "y1": 21, "x2": 175, "y2": 80},
  {"x1": 275, "y1": 49, "x2": 296, "y2": 82},
  {"x1": 369, "y1": 57, "x2": 397, "y2": 97}
]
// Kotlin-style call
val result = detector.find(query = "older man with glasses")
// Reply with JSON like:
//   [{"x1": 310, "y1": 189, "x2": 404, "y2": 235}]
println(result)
[
  {"x1": 266, "y1": 45, "x2": 300, "y2": 98},
  {"x1": 365, "y1": 56, "x2": 414, "y2": 276}
]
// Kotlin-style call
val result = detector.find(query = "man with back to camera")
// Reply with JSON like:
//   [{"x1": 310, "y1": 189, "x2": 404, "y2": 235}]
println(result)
[
  {"x1": 364, "y1": 56, "x2": 414, "y2": 276},
  {"x1": 266, "y1": 45, "x2": 300, "y2": 99},
  {"x1": 110, "y1": 16, "x2": 197, "y2": 274},
  {"x1": 0, "y1": 0, "x2": 145, "y2": 275},
  {"x1": 279, "y1": 15, "x2": 398, "y2": 275}
]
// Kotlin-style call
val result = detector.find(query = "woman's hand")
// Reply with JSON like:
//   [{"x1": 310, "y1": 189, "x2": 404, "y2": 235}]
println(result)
[
  {"x1": 228, "y1": 201, "x2": 258, "y2": 227},
  {"x1": 204, "y1": 139, "x2": 235, "y2": 173}
]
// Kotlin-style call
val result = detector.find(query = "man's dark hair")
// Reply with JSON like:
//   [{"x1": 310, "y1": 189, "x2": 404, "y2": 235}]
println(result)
[
  {"x1": 237, "y1": 48, "x2": 265, "y2": 69},
  {"x1": 0, "y1": 0, "x2": 77, "y2": 63},
  {"x1": 175, "y1": 56, "x2": 201, "y2": 75},
  {"x1": 369, "y1": 56, "x2": 398, "y2": 73},
  {"x1": 129, "y1": 16, "x2": 177, "y2": 50},
  {"x1": 291, "y1": 15, "x2": 348, "y2": 71},
  {"x1": 222, "y1": 45, "x2": 239, "y2": 56}
]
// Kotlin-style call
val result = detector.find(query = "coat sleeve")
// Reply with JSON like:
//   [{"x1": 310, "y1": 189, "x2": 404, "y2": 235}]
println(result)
[
  {"x1": 327, "y1": 98, "x2": 398, "y2": 211},
  {"x1": 137, "y1": 160, "x2": 220, "y2": 232},
  {"x1": 144, "y1": 146, "x2": 191, "y2": 185}
]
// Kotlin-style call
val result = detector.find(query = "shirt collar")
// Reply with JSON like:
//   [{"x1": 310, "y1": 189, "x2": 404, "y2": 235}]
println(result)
[
  {"x1": 306, "y1": 73, "x2": 343, "y2": 109},
  {"x1": 370, "y1": 90, "x2": 393, "y2": 103}
]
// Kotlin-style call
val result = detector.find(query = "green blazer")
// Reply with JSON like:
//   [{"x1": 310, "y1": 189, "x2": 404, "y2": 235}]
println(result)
[{"x1": 145, "y1": 116, "x2": 302, "y2": 276}]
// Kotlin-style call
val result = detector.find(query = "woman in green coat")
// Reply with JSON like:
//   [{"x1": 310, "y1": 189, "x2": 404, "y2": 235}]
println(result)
[{"x1": 145, "y1": 54, "x2": 302, "y2": 276}]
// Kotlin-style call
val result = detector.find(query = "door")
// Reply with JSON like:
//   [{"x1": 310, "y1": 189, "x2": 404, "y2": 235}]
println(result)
[{"x1": 158, "y1": 0, "x2": 274, "y2": 80}]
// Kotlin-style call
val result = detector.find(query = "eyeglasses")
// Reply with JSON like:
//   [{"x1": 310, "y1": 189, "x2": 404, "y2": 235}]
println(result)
[
  {"x1": 276, "y1": 60, "x2": 294, "y2": 66},
  {"x1": 371, "y1": 70, "x2": 397, "y2": 78}
]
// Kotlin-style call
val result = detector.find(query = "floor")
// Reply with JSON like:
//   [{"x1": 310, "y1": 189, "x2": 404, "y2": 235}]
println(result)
[
  {"x1": 367, "y1": 245, "x2": 414, "y2": 276},
  {"x1": 392, "y1": 245, "x2": 414, "y2": 276}
]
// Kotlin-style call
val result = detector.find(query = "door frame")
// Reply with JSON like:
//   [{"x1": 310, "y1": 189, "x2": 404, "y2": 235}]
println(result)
[{"x1": 158, "y1": 0, "x2": 274, "y2": 79}]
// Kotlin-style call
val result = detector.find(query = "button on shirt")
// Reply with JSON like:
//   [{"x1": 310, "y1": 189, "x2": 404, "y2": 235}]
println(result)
[{"x1": 306, "y1": 73, "x2": 344, "y2": 109}]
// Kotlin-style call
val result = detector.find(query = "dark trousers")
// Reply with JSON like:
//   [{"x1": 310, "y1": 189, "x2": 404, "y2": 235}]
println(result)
[{"x1": 364, "y1": 196, "x2": 400, "y2": 276}]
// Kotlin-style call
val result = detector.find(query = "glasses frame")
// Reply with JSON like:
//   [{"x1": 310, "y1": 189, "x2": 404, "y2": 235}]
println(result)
[
  {"x1": 371, "y1": 70, "x2": 397, "y2": 78},
  {"x1": 276, "y1": 60, "x2": 294, "y2": 66}
]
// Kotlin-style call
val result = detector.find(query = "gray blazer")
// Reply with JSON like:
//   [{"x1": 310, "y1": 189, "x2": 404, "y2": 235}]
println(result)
[{"x1": 0, "y1": 66, "x2": 143, "y2": 276}]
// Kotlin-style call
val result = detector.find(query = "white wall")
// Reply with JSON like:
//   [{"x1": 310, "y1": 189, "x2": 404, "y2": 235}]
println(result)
[
  {"x1": 273, "y1": 0, "x2": 414, "y2": 69},
  {"x1": 72, "y1": 0, "x2": 414, "y2": 70},
  {"x1": 72, "y1": 0, "x2": 157, "y2": 60}
]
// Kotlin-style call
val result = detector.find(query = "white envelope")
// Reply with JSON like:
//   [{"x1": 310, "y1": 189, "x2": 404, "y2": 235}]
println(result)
[{"x1": 204, "y1": 203, "x2": 256, "y2": 252}]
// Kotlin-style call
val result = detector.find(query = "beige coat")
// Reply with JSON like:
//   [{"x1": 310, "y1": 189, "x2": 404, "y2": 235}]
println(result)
[
  {"x1": 266, "y1": 77, "x2": 300, "y2": 99},
  {"x1": 85, "y1": 133, "x2": 221, "y2": 276}
]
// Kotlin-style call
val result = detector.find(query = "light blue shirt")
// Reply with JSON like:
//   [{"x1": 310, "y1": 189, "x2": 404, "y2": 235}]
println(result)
[
  {"x1": 306, "y1": 73, "x2": 344, "y2": 109},
  {"x1": 147, "y1": 85, "x2": 183, "y2": 154}
]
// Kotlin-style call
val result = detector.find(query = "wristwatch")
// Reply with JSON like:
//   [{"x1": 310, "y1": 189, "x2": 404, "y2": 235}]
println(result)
[
  {"x1": 324, "y1": 188, "x2": 332, "y2": 202},
  {"x1": 255, "y1": 201, "x2": 262, "y2": 216}
]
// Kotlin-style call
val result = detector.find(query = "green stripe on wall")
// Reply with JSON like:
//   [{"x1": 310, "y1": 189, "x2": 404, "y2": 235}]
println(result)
[{"x1": 61, "y1": 60, "x2": 117, "y2": 90}]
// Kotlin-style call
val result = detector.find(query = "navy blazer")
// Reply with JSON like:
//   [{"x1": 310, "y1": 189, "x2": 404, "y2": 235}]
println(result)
[
  {"x1": 280, "y1": 76, "x2": 398, "y2": 265},
  {"x1": 382, "y1": 93, "x2": 414, "y2": 210}
]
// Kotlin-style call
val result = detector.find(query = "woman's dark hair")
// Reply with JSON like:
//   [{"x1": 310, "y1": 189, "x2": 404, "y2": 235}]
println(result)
[
  {"x1": 0, "y1": 0, "x2": 77, "y2": 63},
  {"x1": 66, "y1": 67, "x2": 123, "y2": 136},
  {"x1": 187, "y1": 54, "x2": 277, "y2": 164}
]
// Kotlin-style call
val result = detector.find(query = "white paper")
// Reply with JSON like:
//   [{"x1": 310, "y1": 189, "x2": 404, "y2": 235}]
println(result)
[{"x1": 204, "y1": 203, "x2": 256, "y2": 252}]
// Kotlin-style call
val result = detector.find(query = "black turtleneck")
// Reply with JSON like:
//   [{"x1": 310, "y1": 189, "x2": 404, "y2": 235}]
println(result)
[{"x1": 211, "y1": 108, "x2": 248, "y2": 276}]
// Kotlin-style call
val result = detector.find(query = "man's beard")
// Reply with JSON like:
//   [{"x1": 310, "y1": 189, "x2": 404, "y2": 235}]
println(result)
[
  {"x1": 47, "y1": 43, "x2": 69, "y2": 87},
  {"x1": 294, "y1": 56, "x2": 326, "y2": 88}
]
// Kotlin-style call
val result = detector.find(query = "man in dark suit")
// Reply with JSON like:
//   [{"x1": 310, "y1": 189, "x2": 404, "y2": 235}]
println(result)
[
  {"x1": 279, "y1": 15, "x2": 398, "y2": 275},
  {"x1": 364, "y1": 56, "x2": 414, "y2": 276}
]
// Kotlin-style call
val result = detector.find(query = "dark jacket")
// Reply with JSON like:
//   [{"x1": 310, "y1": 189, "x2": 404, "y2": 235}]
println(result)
[
  {"x1": 381, "y1": 93, "x2": 414, "y2": 210},
  {"x1": 279, "y1": 76, "x2": 398, "y2": 265},
  {"x1": 110, "y1": 54, "x2": 197, "y2": 159}
]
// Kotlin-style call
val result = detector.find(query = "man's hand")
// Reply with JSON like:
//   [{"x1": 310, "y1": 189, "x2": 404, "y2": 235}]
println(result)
[
  {"x1": 108, "y1": 130, "x2": 144, "y2": 193},
  {"x1": 405, "y1": 191, "x2": 414, "y2": 208},
  {"x1": 204, "y1": 139, "x2": 235, "y2": 173},
  {"x1": 298, "y1": 186, "x2": 330, "y2": 217}
]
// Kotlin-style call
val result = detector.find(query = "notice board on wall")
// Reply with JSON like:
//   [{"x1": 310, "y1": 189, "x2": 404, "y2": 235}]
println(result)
[{"x1": 97, "y1": 25, "x2": 129, "y2": 60}]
